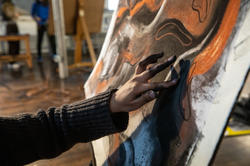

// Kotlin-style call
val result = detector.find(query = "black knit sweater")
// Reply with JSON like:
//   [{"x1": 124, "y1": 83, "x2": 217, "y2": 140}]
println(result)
[{"x1": 0, "y1": 90, "x2": 129, "y2": 166}]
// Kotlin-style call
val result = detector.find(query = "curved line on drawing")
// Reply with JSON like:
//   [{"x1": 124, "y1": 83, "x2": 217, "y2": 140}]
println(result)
[
  {"x1": 189, "y1": 0, "x2": 240, "y2": 79},
  {"x1": 186, "y1": 82, "x2": 193, "y2": 121},
  {"x1": 178, "y1": 61, "x2": 193, "y2": 121},
  {"x1": 185, "y1": 62, "x2": 198, "y2": 121},
  {"x1": 192, "y1": 0, "x2": 209, "y2": 23},
  {"x1": 179, "y1": 89, "x2": 192, "y2": 121},
  {"x1": 155, "y1": 22, "x2": 193, "y2": 47},
  {"x1": 164, "y1": 22, "x2": 216, "y2": 82}
]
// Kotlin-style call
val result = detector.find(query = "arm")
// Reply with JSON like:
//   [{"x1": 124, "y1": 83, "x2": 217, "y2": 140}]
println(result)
[
  {"x1": 0, "y1": 90, "x2": 128, "y2": 166},
  {"x1": 0, "y1": 53, "x2": 177, "y2": 165},
  {"x1": 31, "y1": 2, "x2": 41, "y2": 23}
]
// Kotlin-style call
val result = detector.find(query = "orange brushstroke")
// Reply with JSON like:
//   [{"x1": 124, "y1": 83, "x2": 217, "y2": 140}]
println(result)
[
  {"x1": 188, "y1": 0, "x2": 240, "y2": 82},
  {"x1": 117, "y1": 7, "x2": 128, "y2": 18},
  {"x1": 96, "y1": 80, "x2": 108, "y2": 94},
  {"x1": 93, "y1": 60, "x2": 103, "y2": 79},
  {"x1": 130, "y1": 0, "x2": 163, "y2": 17},
  {"x1": 112, "y1": 134, "x2": 121, "y2": 153},
  {"x1": 130, "y1": 1, "x2": 145, "y2": 16},
  {"x1": 123, "y1": 51, "x2": 138, "y2": 65},
  {"x1": 93, "y1": 60, "x2": 115, "y2": 93}
]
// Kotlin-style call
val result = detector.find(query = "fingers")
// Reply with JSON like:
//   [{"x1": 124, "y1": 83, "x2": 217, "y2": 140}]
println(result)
[
  {"x1": 139, "y1": 55, "x2": 177, "y2": 81},
  {"x1": 136, "y1": 52, "x2": 164, "y2": 74},
  {"x1": 132, "y1": 90, "x2": 156, "y2": 108},
  {"x1": 131, "y1": 79, "x2": 178, "y2": 110},
  {"x1": 138, "y1": 79, "x2": 178, "y2": 93}
]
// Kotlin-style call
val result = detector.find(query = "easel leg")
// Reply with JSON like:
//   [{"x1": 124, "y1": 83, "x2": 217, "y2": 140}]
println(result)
[
  {"x1": 69, "y1": 0, "x2": 97, "y2": 70},
  {"x1": 25, "y1": 37, "x2": 32, "y2": 69},
  {"x1": 74, "y1": 18, "x2": 83, "y2": 63},
  {"x1": 74, "y1": 37, "x2": 83, "y2": 63},
  {"x1": 80, "y1": 15, "x2": 97, "y2": 65}
]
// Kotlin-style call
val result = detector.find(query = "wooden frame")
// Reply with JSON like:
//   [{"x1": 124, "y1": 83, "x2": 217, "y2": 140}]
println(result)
[
  {"x1": 69, "y1": 0, "x2": 97, "y2": 70},
  {"x1": 0, "y1": 35, "x2": 32, "y2": 68},
  {"x1": 48, "y1": 0, "x2": 104, "y2": 71}
]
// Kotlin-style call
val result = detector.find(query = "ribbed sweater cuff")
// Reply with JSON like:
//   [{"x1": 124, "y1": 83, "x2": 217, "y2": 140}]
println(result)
[{"x1": 61, "y1": 89, "x2": 129, "y2": 143}]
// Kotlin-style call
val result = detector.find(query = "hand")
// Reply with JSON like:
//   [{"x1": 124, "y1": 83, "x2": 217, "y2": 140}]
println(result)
[
  {"x1": 35, "y1": 16, "x2": 41, "y2": 22},
  {"x1": 110, "y1": 53, "x2": 178, "y2": 113}
]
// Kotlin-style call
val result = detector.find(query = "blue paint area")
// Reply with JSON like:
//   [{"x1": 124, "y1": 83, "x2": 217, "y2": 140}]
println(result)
[
  {"x1": 105, "y1": 60, "x2": 193, "y2": 166},
  {"x1": 155, "y1": 60, "x2": 192, "y2": 165}
]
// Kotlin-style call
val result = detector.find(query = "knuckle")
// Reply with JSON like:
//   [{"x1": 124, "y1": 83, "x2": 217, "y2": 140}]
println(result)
[
  {"x1": 146, "y1": 83, "x2": 154, "y2": 91},
  {"x1": 143, "y1": 92, "x2": 153, "y2": 101},
  {"x1": 133, "y1": 81, "x2": 139, "y2": 87},
  {"x1": 131, "y1": 77, "x2": 138, "y2": 82},
  {"x1": 144, "y1": 95, "x2": 151, "y2": 102},
  {"x1": 131, "y1": 82, "x2": 139, "y2": 92},
  {"x1": 154, "y1": 85, "x2": 162, "y2": 91},
  {"x1": 151, "y1": 83, "x2": 157, "y2": 89},
  {"x1": 133, "y1": 76, "x2": 144, "y2": 83}
]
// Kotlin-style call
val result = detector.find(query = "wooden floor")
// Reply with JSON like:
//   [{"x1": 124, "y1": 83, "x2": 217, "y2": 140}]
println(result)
[
  {"x1": 0, "y1": 57, "x2": 92, "y2": 166},
  {"x1": 214, "y1": 135, "x2": 250, "y2": 166}
]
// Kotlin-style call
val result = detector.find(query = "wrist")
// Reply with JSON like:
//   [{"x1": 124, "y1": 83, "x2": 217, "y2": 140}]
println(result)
[{"x1": 110, "y1": 91, "x2": 118, "y2": 113}]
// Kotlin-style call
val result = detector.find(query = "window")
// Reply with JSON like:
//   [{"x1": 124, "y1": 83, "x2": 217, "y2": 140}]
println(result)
[{"x1": 108, "y1": 0, "x2": 119, "y2": 11}]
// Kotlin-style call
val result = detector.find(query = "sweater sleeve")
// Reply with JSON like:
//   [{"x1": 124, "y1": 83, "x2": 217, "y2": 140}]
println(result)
[{"x1": 0, "y1": 90, "x2": 129, "y2": 166}]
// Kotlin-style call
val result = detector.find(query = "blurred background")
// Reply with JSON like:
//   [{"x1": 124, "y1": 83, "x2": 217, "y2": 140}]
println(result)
[{"x1": 0, "y1": 0, "x2": 249, "y2": 165}]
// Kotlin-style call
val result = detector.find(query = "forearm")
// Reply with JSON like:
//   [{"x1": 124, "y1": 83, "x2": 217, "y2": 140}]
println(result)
[{"x1": 0, "y1": 90, "x2": 128, "y2": 165}]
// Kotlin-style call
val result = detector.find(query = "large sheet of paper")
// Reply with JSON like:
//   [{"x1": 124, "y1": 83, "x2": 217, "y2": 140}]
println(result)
[{"x1": 85, "y1": 0, "x2": 250, "y2": 165}]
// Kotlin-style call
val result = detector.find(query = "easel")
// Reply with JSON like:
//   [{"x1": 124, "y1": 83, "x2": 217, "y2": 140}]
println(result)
[
  {"x1": 69, "y1": 0, "x2": 97, "y2": 70},
  {"x1": 0, "y1": 34, "x2": 32, "y2": 68}
]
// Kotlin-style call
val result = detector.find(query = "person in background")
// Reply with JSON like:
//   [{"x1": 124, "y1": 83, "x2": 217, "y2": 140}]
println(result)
[
  {"x1": 31, "y1": 0, "x2": 56, "y2": 62},
  {"x1": 1, "y1": 0, "x2": 21, "y2": 74},
  {"x1": 1, "y1": 0, "x2": 20, "y2": 69}
]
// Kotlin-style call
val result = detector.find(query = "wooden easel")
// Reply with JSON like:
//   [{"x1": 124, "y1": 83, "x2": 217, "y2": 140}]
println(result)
[
  {"x1": 0, "y1": 34, "x2": 32, "y2": 68},
  {"x1": 69, "y1": 0, "x2": 97, "y2": 69}
]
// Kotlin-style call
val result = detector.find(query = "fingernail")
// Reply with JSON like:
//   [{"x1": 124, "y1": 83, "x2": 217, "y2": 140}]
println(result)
[
  {"x1": 172, "y1": 78, "x2": 179, "y2": 84},
  {"x1": 154, "y1": 52, "x2": 164, "y2": 57},
  {"x1": 179, "y1": 59, "x2": 185, "y2": 66},
  {"x1": 148, "y1": 90, "x2": 156, "y2": 99},
  {"x1": 159, "y1": 52, "x2": 164, "y2": 57},
  {"x1": 168, "y1": 55, "x2": 177, "y2": 62},
  {"x1": 170, "y1": 65, "x2": 174, "y2": 71}
]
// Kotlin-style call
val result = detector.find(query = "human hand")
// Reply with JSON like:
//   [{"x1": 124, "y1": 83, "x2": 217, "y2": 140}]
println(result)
[
  {"x1": 35, "y1": 16, "x2": 41, "y2": 22},
  {"x1": 110, "y1": 53, "x2": 178, "y2": 113}
]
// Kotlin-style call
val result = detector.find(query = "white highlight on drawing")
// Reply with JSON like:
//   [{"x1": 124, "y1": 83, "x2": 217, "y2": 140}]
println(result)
[
  {"x1": 165, "y1": 23, "x2": 216, "y2": 81},
  {"x1": 189, "y1": 7, "x2": 250, "y2": 166}
]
